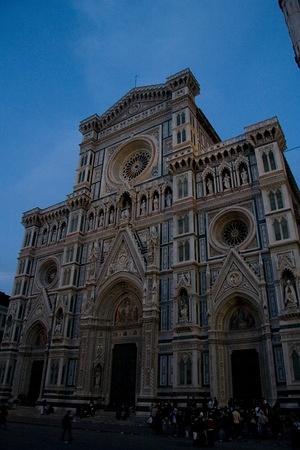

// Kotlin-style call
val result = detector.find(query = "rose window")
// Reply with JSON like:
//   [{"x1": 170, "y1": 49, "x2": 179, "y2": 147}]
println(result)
[
  {"x1": 39, "y1": 260, "x2": 58, "y2": 287},
  {"x1": 222, "y1": 220, "x2": 248, "y2": 246},
  {"x1": 45, "y1": 264, "x2": 57, "y2": 285},
  {"x1": 121, "y1": 151, "x2": 151, "y2": 181}
]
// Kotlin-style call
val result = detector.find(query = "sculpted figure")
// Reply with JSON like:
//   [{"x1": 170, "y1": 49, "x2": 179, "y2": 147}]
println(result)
[
  {"x1": 223, "y1": 173, "x2": 231, "y2": 190},
  {"x1": 165, "y1": 190, "x2": 172, "y2": 207},
  {"x1": 98, "y1": 212, "x2": 104, "y2": 227},
  {"x1": 109, "y1": 209, "x2": 114, "y2": 224},
  {"x1": 240, "y1": 168, "x2": 248, "y2": 185},
  {"x1": 206, "y1": 178, "x2": 213, "y2": 195},
  {"x1": 285, "y1": 279, "x2": 298, "y2": 308},
  {"x1": 153, "y1": 195, "x2": 159, "y2": 212},
  {"x1": 140, "y1": 198, "x2": 147, "y2": 216}
]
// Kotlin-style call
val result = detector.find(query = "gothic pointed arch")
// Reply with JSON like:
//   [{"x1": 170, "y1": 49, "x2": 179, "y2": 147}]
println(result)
[
  {"x1": 97, "y1": 228, "x2": 145, "y2": 292},
  {"x1": 210, "y1": 249, "x2": 261, "y2": 315}
]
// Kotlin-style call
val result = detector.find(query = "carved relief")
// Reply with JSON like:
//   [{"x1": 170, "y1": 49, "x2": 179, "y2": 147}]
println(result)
[{"x1": 115, "y1": 298, "x2": 139, "y2": 324}]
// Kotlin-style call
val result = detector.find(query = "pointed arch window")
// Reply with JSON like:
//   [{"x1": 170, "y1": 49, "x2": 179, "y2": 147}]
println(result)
[
  {"x1": 269, "y1": 151, "x2": 276, "y2": 170},
  {"x1": 273, "y1": 217, "x2": 289, "y2": 241},
  {"x1": 176, "y1": 114, "x2": 180, "y2": 126},
  {"x1": 262, "y1": 153, "x2": 269, "y2": 172},
  {"x1": 179, "y1": 355, "x2": 192, "y2": 385},
  {"x1": 177, "y1": 131, "x2": 181, "y2": 144},
  {"x1": 281, "y1": 217, "x2": 289, "y2": 239},
  {"x1": 182, "y1": 128, "x2": 186, "y2": 142},
  {"x1": 181, "y1": 111, "x2": 186, "y2": 124},
  {"x1": 269, "y1": 192, "x2": 276, "y2": 210},
  {"x1": 276, "y1": 189, "x2": 284, "y2": 209}
]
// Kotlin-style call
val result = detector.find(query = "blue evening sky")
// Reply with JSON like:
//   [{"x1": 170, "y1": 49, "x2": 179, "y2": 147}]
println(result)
[{"x1": 0, "y1": 0, "x2": 299, "y2": 294}]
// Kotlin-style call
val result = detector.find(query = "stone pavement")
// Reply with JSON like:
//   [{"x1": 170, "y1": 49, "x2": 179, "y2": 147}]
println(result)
[
  {"x1": 0, "y1": 421, "x2": 293, "y2": 450},
  {"x1": 1, "y1": 407, "x2": 294, "y2": 450}
]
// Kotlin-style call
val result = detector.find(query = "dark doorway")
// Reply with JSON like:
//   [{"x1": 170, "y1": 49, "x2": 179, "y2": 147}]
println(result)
[
  {"x1": 110, "y1": 343, "x2": 137, "y2": 407},
  {"x1": 27, "y1": 360, "x2": 44, "y2": 404},
  {"x1": 231, "y1": 349, "x2": 262, "y2": 404}
]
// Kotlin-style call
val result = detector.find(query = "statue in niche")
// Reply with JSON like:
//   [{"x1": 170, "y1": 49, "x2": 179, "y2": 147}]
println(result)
[
  {"x1": 206, "y1": 178, "x2": 213, "y2": 195},
  {"x1": 121, "y1": 206, "x2": 130, "y2": 220},
  {"x1": 87, "y1": 242, "x2": 99, "y2": 281},
  {"x1": 140, "y1": 197, "x2": 147, "y2": 216},
  {"x1": 98, "y1": 212, "x2": 104, "y2": 227},
  {"x1": 285, "y1": 279, "x2": 298, "y2": 308},
  {"x1": 178, "y1": 290, "x2": 189, "y2": 323},
  {"x1": 54, "y1": 310, "x2": 63, "y2": 335},
  {"x1": 109, "y1": 209, "x2": 114, "y2": 224},
  {"x1": 165, "y1": 190, "x2": 172, "y2": 207},
  {"x1": 223, "y1": 173, "x2": 231, "y2": 190},
  {"x1": 230, "y1": 308, "x2": 255, "y2": 330},
  {"x1": 83, "y1": 289, "x2": 95, "y2": 316},
  {"x1": 240, "y1": 168, "x2": 248, "y2": 185},
  {"x1": 93, "y1": 364, "x2": 102, "y2": 389},
  {"x1": 152, "y1": 194, "x2": 159, "y2": 211}
]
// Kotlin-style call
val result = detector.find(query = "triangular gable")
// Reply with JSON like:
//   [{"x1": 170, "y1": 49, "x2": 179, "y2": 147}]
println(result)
[
  {"x1": 211, "y1": 249, "x2": 260, "y2": 305},
  {"x1": 25, "y1": 289, "x2": 52, "y2": 333},
  {"x1": 98, "y1": 228, "x2": 145, "y2": 285}
]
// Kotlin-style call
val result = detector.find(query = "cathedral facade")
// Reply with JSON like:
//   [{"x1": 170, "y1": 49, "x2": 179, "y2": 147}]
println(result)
[{"x1": 1, "y1": 69, "x2": 300, "y2": 411}]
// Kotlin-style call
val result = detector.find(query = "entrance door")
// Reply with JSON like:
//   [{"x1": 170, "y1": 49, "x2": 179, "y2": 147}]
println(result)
[
  {"x1": 110, "y1": 343, "x2": 137, "y2": 407},
  {"x1": 231, "y1": 349, "x2": 262, "y2": 403},
  {"x1": 27, "y1": 360, "x2": 44, "y2": 405}
]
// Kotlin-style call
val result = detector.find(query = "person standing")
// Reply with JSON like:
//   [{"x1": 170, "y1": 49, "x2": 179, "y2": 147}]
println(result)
[{"x1": 61, "y1": 410, "x2": 73, "y2": 443}]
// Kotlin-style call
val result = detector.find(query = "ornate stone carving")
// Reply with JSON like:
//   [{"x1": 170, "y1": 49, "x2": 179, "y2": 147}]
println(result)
[
  {"x1": 108, "y1": 244, "x2": 137, "y2": 275},
  {"x1": 277, "y1": 251, "x2": 295, "y2": 271},
  {"x1": 177, "y1": 271, "x2": 191, "y2": 288},
  {"x1": 226, "y1": 271, "x2": 243, "y2": 287},
  {"x1": 115, "y1": 298, "x2": 139, "y2": 324}
]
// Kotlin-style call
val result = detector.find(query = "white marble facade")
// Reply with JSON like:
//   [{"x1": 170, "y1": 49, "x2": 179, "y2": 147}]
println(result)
[{"x1": 1, "y1": 69, "x2": 300, "y2": 411}]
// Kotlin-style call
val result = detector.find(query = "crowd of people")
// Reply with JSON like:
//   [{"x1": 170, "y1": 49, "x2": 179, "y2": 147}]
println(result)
[{"x1": 148, "y1": 398, "x2": 299, "y2": 446}]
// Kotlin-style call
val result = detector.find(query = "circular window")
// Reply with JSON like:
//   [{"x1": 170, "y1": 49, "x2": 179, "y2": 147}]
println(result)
[
  {"x1": 209, "y1": 207, "x2": 254, "y2": 252},
  {"x1": 39, "y1": 260, "x2": 58, "y2": 288},
  {"x1": 121, "y1": 150, "x2": 151, "y2": 181},
  {"x1": 106, "y1": 138, "x2": 156, "y2": 187},
  {"x1": 222, "y1": 219, "x2": 248, "y2": 246}
]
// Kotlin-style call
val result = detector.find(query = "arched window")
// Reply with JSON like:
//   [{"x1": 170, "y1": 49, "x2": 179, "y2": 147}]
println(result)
[
  {"x1": 269, "y1": 192, "x2": 276, "y2": 210},
  {"x1": 32, "y1": 232, "x2": 37, "y2": 247},
  {"x1": 181, "y1": 111, "x2": 186, "y2": 124},
  {"x1": 262, "y1": 153, "x2": 270, "y2": 172},
  {"x1": 183, "y1": 176, "x2": 188, "y2": 196},
  {"x1": 184, "y1": 240, "x2": 190, "y2": 260},
  {"x1": 177, "y1": 131, "x2": 181, "y2": 144},
  {"x1": 179, "y1": 355, "x2": 192, "y2": 385},
  {"x1": 273, "y1": 219, "x2": 281, "y2": 241},
  {"x1": 292, "y1": 351, "x2": 300, "y2": 381},
  {"x1": 176, "y1": 114, "x2": 180, "y2": 126},
  {"x1": 281, "y1": 217, "x2": 289, "y2": 239},
  {"x1": 269, "y1": 151, "x2": 276, "y2": 170},
  {"x1": 276, "y1": 189, "x2": 284, "y2": 209},
  {"x1": 178, "y1": 179, "x2": 183, "y2": 198},
  {"x1": 182, "y1": 128, "x2": 186, "y2": 142},
  {"x1": 274, "y1": 217, "x2": 289, "y2": 240}
]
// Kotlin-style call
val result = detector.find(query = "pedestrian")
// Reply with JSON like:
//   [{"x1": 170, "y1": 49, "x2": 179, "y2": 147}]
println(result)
[
  {"x1": 0, "y1": 403, "x2": 8, "y2": 430},
  {"x1": 61, "y1": 410, "x2": 73, "y2": 443}
]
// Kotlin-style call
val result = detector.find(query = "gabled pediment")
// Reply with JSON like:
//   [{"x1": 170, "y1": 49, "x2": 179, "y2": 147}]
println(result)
[
  {"x1": 98, "y1": 228, "x2": 145, "y2": 285},
  {"x1": 25, "y1": 289, "x2": 52, "y2": 332},
  {"x1": 211, "y1": 249, "x2": 260, "y2": 304}
]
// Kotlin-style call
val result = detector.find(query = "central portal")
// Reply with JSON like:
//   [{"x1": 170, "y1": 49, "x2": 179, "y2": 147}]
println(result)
[
  {"x1": 110, "y1": 343, "x2": 137, "y2": 407},
  {"x1": 231, "y1": 349, "x2": 262, "y2": 403}
]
